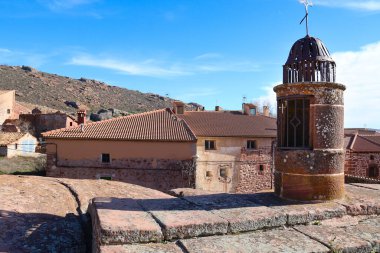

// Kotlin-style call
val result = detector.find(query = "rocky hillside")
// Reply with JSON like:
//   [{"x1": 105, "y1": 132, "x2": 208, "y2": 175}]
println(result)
[{"x1": 0, "y1": 65, "x2": 201, "y2": 115}]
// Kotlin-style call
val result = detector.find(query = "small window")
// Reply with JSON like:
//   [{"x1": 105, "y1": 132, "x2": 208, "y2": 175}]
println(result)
[
  {"x1": 206, "y1": 171, "x2": 212, "y2": 178},
  {"x1": 205, "y1": 140, "x2": 216, "y2": 150},
  {"x1": 70, "y1": 122, "x2": 73, "y2": 126},
  {"x1": 250, "y1": 108, "x2": 256, "y2": 115},
  {"x1": 101, "y1": 153, "x2": 110, "y2": 163},
  {"x1": 7, "y1": 109, "x2": 10, "y2": 114},
  {"x1": 247, "y1": 140, "x2": 257, "y2": 149},
  {"x1": 15, "y1": 144, "x2": 18, "y2": 150},
  {"x1": 219, "y1": 168, "x2": 227, "y2": 178},
  {"x1": 259, "y1": 165, "x2": 265, "y2": 171},
  {"x1": 100, "y1": 176, "x2": 112, "y2": 181},
  {"x1": 370, "y1": 155, "x2": 375, "y2": 160}
]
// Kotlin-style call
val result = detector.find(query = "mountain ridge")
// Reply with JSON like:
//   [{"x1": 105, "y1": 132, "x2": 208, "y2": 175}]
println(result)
[{"x1": 0, "y1": 65, "x2": 200, "y2": 115}]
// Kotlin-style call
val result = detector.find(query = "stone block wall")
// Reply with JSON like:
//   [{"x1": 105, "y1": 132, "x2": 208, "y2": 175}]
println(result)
[
  {"x1": 47, "y1": 159, "x2": 195, "y2": 192},
  {"x1": 345, "y1": 151, "x2": 380, "y2": 179}
]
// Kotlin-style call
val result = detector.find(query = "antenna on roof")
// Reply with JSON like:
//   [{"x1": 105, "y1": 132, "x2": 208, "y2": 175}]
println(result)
[{"x1": 299, "y1": 0, "x2": 313, "y2": 36}]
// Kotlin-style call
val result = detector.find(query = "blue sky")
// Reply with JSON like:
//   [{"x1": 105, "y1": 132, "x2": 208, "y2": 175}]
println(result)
[{"x1": 0, "y1": 0, "x2": 380, "y2": 128}]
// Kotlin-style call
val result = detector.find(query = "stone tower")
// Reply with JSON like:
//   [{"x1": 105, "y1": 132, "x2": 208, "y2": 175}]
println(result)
[{"x1": 273, "y1": 35, "x2": 346, "y2": 201}]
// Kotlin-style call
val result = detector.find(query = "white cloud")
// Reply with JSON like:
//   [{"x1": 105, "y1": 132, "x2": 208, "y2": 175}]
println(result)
[
  {"x1": 70, "y1": 55, "x2": 191, "y2": 77},
  {"x1": 252, "y1": 84, "x2": 278, "y2": 114},
  {"x1": 313, "y1": 0, "x2": 380, "y2": 11},
  {"x1": 194, "y1": 53, "x2": 223, "y2": 61},
  {"x1": 69, "y1": 54, "x2": 260, "y2": 78},
  {"x1": 37, "y1": 0, "x2": 99, "y2": 10},
  {"x1": 333, "y1": 41, "x2": 380, "y2": 128}
]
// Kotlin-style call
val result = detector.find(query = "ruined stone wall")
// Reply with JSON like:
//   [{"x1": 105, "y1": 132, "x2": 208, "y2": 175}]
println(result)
[{"x1": 345, "y1": 151, "x2": 380, "y2": 179}]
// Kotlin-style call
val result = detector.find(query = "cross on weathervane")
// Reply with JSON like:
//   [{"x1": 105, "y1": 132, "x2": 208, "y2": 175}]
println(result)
[{"x1": 299, "y1": 0, "x2": 313, "y2": 36}]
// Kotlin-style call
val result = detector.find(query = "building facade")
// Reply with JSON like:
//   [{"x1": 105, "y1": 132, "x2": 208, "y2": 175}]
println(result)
[
  {"x1": 0, "y1": 132, "x2": 38, "y2": 158},
  {"x1": 43, "y1": 109, "x2": 197, "y2": 192},
  {"x1": 0, "y1": 90, "x2": 15, "y2": 125},
  {"x1": 43, "y1": 105, "x2": 276, "y2": 193},
  {"x1": 176, "y1": 103, "x2": 276, "y2": 193},
  {"x1": 345, "y1": 130, "x2": 380, "y2": 180}
]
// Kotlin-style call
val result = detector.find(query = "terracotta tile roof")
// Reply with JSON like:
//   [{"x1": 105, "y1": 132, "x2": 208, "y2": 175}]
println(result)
[
  {"x1": 0, "y1": 132, "x2": 26, "y2": 146},
  {"x1": 177, "y1": 111, "x2": 277, "y2": 137},
  {"x1": 14, "y1": 102, "x2": 31, "y2": 115},
  {"x1": 42, "y1": 109, "x2": 197, "y2": 142},
  {"x1": 348, "y1": 135, "x2": 380, "y2": 152}
]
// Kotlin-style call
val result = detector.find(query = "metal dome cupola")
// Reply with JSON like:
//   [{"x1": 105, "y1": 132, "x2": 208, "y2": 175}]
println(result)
[{"x1": 283, "y1": 35, "x2": 336, "y2": 84}]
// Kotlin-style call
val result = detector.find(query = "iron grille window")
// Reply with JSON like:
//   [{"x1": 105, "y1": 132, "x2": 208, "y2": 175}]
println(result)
[
  {"x1": 278, "y1": 98, "x2": 310, "y2": 148},
  {"x1": 205, "y1": 140, "x2": 216, "y2": 150}
]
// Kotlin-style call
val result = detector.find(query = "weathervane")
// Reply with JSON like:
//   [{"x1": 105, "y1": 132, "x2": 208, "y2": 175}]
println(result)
[{"x1": 299, "y1": 0, "x2": 313, "y2": 36}]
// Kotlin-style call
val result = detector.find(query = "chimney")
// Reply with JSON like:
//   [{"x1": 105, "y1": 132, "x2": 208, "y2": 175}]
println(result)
[
  {"x1": 215, "y1": 106, "x2": 222, "y2": 112},
  {"x1": 242, "y1": 103, "x2": 257, "y2": 116},
  {"x1": 172, "y1": 101, "x2": 185, "y2": 114},
  {"x1": 263, "y1": 106, "x2": 270, "y2": 117},
  {"x1": 77, "y1": 109, "x2": 86, "y2": 125}
]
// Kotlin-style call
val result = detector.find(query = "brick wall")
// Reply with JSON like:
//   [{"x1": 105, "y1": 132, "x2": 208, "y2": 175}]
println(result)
[{"x1": 345, "y1": 151, "x2": 380, "y2": 179}]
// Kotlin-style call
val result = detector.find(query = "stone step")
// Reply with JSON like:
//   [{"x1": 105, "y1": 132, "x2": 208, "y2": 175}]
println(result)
[
  {"x1": 100, "y1": 217, "x2": 380, "y2": 253},
  {"x1": 90, "y1": 184, "x2": 380, "y2": 252}
]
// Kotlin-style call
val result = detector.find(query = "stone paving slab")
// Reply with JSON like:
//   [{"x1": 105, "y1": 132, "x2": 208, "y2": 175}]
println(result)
[
  {"x1": 89, "y1": 198, "x2": 163, "y2": 246},
  {"x1": 179, "y1": 227, "x2": 330, "y2": 253},
  {"x1": 184, "y1": 193, "x2": 287, "y2": 233},
  {"x1": 138, "y1": 197, "x2": 229, "y2": 240},
  {"x1": 353, "y1": 217, "x2": 380, "y2": 252},
  {"x1": 295, "y1": 222, "x2": 377, "y2": 253},
  {"x1": 57, "y1": 178, "x2": 170, "y2": 213},
  {"x1": 100, "y1": 243, "x2": 182, "y2": 253},
  {"x1": 336, "y1": 184, "x2": 380, "y2": 215},
  {"x1": 239, "y1": 191, "x2": 346, "y2": 225}
]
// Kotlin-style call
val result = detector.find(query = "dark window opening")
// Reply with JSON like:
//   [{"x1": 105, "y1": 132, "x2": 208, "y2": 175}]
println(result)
[
  {"x1": 259, "y1": 165, "x2": 264, "y2": 171},
  {"x1": 101, "y1": 153, "x2": 110, "y2": 163},
  {"x1": 205, "y1": 140, "x2": 216, "y2": 150},
  {"x1": 7, "y1": 109, "x2": 10, "y2": 114},
  {"x1": 277, "y1": 98, "x2": 310, "y2": 149},
  {"x1": 368, "y1": 165, "x2": 379, "y2": 178},
  {"x1": 219, "y1": 168, "x2": 227, "y2": 178},
  {"x1": 70, "y1": 122, "x2": 73, "y2": 126},
  {"x1": 206, "y1": 171, "x2": 212, "y2": 178},
  {"x1": 370, "y1": 155, "x2": 375, "y2": 160},
  {"x1": 100, "y1": 176, "x2": 112, "y2": 180},
  {"x1": 247, "y1": 140, "x2": 257, "y2": 149},
  {"x1": 15, "y1": 144, "x2": 18, "y2": 150}
]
